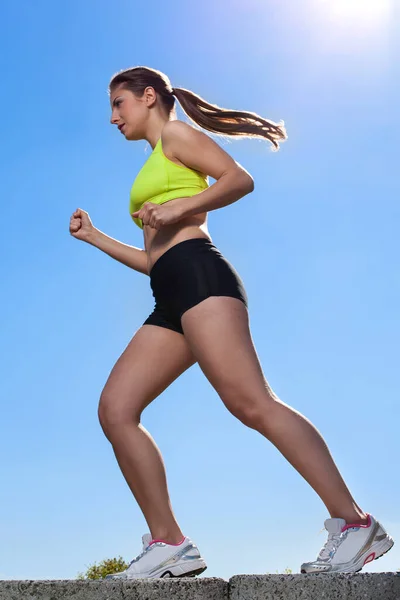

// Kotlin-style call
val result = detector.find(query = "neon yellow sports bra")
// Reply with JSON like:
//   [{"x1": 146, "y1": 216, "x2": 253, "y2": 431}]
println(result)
[{"x1": 129, "y1": 137, "x2": 209, "y2": 229}]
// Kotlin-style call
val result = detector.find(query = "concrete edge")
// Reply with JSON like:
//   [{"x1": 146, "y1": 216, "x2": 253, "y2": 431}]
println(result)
[{"x1": 0, "y1": 573, "x2": 399, "y2": 600}]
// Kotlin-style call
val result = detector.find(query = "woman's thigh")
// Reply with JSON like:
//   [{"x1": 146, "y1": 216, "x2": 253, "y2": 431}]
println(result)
[
  {"x1": 98, "y1": 324, "x2": 196, "y2": 429},
  {"x1": 181, "y1": 297, "x2": 275, "y2": 421}
]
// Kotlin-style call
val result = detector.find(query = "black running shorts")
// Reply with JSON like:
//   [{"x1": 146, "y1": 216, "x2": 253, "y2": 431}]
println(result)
[{"x1": 143, "y1": 238, "x2": 248, "y2": 335}]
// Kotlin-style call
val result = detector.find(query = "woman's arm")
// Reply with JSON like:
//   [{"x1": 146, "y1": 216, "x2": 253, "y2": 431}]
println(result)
[
  {"x1": 162, "y1": 120, "x2": 254, "y2": 219},
  {"x1": 88, "y1": 229, "x2": 148, "y2": 275}
]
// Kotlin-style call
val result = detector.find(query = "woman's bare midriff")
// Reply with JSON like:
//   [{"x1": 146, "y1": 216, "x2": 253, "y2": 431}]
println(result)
[{"x1": 144, "y1": 212, "x2": 211, "y2": 273}]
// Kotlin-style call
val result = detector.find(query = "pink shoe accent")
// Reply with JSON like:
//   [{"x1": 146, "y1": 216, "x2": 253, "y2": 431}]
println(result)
[
  {"x1": 363, "y1": 552, "x2": 376, "y2": 565},
  {"x1": 149, "y1": 536, "x2": 186, "y2": 546},
  {"x1": 341, "y1": 513, "x2": 371, "y2": 533}
]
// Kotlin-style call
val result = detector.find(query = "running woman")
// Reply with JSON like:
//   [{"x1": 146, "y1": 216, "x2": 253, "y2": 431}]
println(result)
[{"x1": 69, "y1": 66, "x2": 394, "y2": 579}]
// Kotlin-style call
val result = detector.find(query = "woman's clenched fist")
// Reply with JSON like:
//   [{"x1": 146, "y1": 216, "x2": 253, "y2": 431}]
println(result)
[
  {"x1": 131, "y1": 199, "x2": 185, "y2": 230},
  {"x1": 69, "y1": 208, "x2": 95, "y2": 242}
]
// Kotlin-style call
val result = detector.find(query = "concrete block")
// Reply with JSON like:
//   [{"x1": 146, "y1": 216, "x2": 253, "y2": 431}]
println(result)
[
  {"x1": 346, "y1": 573, "x2": 400, "y2": 600},
  {"x1": 1, "y1": 573, "x2": 399, "y2": 599},
  {"x1": 0, "y1": 578, "x2": 228, "y2": 600},
  {"x1": 229, "y1": 573, "x2": 400, "y2": 600}
]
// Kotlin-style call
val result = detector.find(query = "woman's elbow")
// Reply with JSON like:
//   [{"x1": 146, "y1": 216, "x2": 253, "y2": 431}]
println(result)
[
  {"x1": 247, "y1": 176, "x2": 255, "y2": 193},
  {"x1": 240, "y1": 172, "x2": 255, "y2": 194},
  {"x1": 228, "y1": 168, "x2": 255, "y2": 196}
]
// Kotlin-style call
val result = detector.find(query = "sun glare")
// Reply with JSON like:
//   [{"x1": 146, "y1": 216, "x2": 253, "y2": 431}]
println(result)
[
  {"x1": 316, "y1": 0, "x2": 391, "y2": 26},
  {"x1": 307, "y1": 0, "x2": 393, "y2": 53}
]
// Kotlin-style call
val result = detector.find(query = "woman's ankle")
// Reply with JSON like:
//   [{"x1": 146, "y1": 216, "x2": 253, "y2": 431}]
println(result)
[
  {"x1": 329, "y1": 510, "x2": 369, "y2": 525},
  {"x1": 150, "y1": 527, "x2": 185, "y2": 545},
  {"x1": 346, "y1": 513, "x2": 369, "y2": 526}
]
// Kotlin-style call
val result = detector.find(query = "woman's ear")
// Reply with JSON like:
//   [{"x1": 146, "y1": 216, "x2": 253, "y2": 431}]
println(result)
[{"x1": 144, "y1": 86, "x2": 157, "y2": 107}]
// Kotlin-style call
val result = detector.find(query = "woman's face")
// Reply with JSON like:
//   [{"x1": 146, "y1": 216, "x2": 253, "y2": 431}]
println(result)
[{"x1": 110, "y1": 86, "x2": 148, "y2": 140}]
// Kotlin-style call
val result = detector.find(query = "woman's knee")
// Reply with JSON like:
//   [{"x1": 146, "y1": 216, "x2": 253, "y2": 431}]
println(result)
[
  {"x1": 98, "y1": 388, "x2": 141, "y2": 435},
  {"x1": 221, "y1": 386, "x2": 277, "y2": 428}
]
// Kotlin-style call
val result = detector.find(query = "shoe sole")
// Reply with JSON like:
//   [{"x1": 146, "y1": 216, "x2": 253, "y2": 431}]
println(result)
[
  {"x1": 161, "y1": 565, "x2": 208, "y2": 578},
  {"x1": 107, "y1": 560, "x2": 208, "y2": 580}
]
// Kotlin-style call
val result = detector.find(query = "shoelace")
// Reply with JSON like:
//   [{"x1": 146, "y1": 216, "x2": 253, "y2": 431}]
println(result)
[
  {"x1": 318, "y1": 531, "x2": 344, "y2": 561},
  {"x1": 128, "y1": 544, "x2": 152, "y2": 566},
  {"x1": 128, "y1": 541, "x2": 164, "y2": 566}
]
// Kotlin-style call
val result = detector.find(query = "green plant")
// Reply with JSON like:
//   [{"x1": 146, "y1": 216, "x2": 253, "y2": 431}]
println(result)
[
  {"x1": 76, "y1": 556, "x2": 129, "y2": 580},
  {"x1": 265, "y1": 567, "x2": 293, "y2": 574}
]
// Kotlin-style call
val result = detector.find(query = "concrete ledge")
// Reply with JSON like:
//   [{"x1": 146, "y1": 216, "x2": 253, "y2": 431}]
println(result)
[
  {"x1": 0, "y1": 578, "x2": 228, "y2": 600},
  {"x1": 229, "y1": 573, "x2": 400, "y2": 600},
  {"x1": 0, "y1": 574, "x2": 399, "y2": 600}
]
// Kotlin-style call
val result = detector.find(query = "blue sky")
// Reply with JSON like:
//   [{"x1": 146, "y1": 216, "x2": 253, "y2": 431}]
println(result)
[{"x1": 1, "y1": 0, "x2": 399, "y2": 580}]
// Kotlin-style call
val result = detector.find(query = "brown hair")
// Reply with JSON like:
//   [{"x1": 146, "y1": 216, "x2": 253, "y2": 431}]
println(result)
[{"x1": 109, "y1": 66, "x2": 287, "y2": 150}]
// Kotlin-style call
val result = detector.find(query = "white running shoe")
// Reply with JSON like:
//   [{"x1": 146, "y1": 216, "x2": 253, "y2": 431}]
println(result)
[
  {"x1": 301, "y1": 513, "x2": 394, "y2": 574},
  {"x1": 105, "y1": 533, "x2": 207, "y2": 580}
]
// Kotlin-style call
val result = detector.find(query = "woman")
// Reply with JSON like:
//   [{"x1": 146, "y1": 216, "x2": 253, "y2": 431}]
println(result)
[{"x1": 69, "y1": 66, "x2": 393, "y2": 579}]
